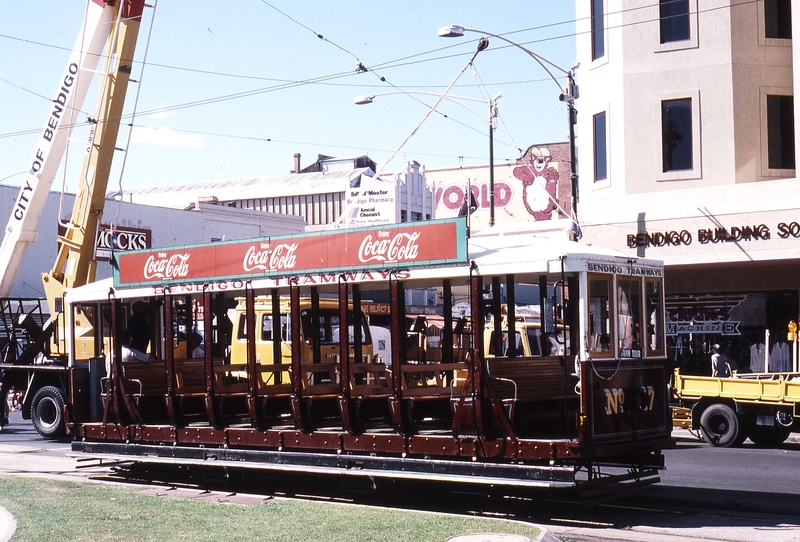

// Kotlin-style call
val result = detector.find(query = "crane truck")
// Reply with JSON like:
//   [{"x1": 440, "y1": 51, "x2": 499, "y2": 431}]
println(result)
[{"x1": 0, "y1": 0, "x2": 147, "y2": 436}]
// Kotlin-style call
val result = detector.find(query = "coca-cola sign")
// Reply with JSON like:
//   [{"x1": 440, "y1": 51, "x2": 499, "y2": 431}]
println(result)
[
  {"x1": 115, "y1": 218, "x2": 467, "y2": 287},
  {"x1": 358, "y1": 231, "x2": 419, "y2": 263},
  {"x1": 242, "y1": 243, "x2": 298, "y2": 272},
  {"x1": 143, "y1": 253, "x2": 191, "y2": 280}
]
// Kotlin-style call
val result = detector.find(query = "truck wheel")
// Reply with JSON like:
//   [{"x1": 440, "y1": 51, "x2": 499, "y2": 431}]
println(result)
[
  {"x1": 31, "y1": 386, "x2": 66, "y2": 439},
  {"x1": 748, "y1": 426, "x2": 791, "y2": 447},
  {"x1": 699, "y1": 403, "x2": 741, "y2": 447}
]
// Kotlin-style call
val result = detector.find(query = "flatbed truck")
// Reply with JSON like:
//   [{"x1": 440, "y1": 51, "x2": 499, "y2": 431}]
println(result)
[{"x1": 673, "y1": 370, "x2": 800, "y2": 447}]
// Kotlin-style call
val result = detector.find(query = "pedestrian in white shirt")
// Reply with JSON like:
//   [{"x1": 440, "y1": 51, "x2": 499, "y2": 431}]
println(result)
[{"x1": 105, "y1": 329, "x2": 156, "y2": 375}]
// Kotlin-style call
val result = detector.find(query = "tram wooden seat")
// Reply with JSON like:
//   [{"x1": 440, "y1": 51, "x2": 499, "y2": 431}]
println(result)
[
  {"x1": 486, "y1": 356, "x2": 573, "y2": 402},
  {"x1": 350, "y1": 362, "x2": 391, "y2": 396},
  {"x1": 300, "y1": 361, "x2": 341, "y2": 396},
  {"x1": 173, "y1": 359, "x2": 207, "y2": 395},
  {"x1": 255, "y1": 363, "x2": 294, "y2": 396},
  {"x1": 170, "y1": 358, "x2": 251, "y2": 396},
  {"x1": 401, "y1": 362, "x2": 466, "y2": 399},
  {"x1": 119, "y1": 361, "x2": 166, "y2": 396},
  {"x1": 213, "y1": 364, "x2": 249, "y2": 395}
]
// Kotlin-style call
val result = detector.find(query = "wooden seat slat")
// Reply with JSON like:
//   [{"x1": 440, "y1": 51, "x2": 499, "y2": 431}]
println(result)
[
  {"x1": 120, "y1": 362, "x2": 165, "y2": 396},
  {"x1": 351, "y1": 384, "x2": 391, "y2": 396},
  {"x1": 487, "y1": 356, "x2": 574, "y2": 402}
]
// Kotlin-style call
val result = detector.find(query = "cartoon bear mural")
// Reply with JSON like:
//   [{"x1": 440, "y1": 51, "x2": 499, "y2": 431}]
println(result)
[
  {"x1": 513, "y1": 147, "x2": 559, "y2": 221},
  {"x1": 428, "y1": 142, "x2": 570, "y2": 227}
]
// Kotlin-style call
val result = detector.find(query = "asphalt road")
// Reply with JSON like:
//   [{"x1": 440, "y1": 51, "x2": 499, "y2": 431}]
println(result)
[
  {"x1": 542, "y1": 431, "x2": 800, "y2": 541},
  {"x1": 1, "y1": 412, "x2": 800, "y2": 541}
]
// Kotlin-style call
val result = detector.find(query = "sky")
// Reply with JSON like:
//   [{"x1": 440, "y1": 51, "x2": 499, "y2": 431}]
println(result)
[{"x1": 0, "y1": 0, "x2": 577, "y2": 194}]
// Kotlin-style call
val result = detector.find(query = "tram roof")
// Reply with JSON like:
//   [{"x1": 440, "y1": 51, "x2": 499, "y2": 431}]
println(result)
[
  {"x1": 65, "y1": 222, "x2": 662, "y2": 304},
  {"x1": 461, "y1": 225, "x2": 662, "y2": 278}
]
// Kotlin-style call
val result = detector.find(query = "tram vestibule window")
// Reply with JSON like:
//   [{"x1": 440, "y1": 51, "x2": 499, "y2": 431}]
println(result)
[
  {"x1": 617, "y1": 277, "x2": 642, "y2": 351},
  {"x1": 589, "y1": 276, "x2": 613, "y2": 355},
  {"x1": 646, "y1": 278, "x2": 664, "y2": 355}
]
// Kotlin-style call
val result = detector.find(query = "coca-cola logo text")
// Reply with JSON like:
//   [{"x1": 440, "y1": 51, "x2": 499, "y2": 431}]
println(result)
[
  {"x1": 242, "y1": 243, "x2": 298, "y2": 272},
  {"x1": 358, "y1": 230, "x2": 420, "y2": 263},
  {"x1": 144, "y1": 253, "x2": 190, "y2": 280}
]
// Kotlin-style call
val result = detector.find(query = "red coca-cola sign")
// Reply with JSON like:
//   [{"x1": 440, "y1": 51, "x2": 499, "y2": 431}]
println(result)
[
  {"x1": 115, "y1": 218, "x2": 467, "y2": 287},
  {"x1": 358, "y1": 231, "x2": 420, "y2": 263},
  {"x1": 143, "y1": 253, "x2": 191, "y2": 280}
]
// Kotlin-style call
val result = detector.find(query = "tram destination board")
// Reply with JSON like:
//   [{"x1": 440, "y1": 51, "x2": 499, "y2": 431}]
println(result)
[{"x1": 115, "y1": 218, "x2": 468, "y2": 287}]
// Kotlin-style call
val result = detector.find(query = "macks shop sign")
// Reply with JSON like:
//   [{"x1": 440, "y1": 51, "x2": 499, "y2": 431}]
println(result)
[
  {"x1": 58, "y1": 223, "x2": 151, "y2": 262},
  {"x1": 115, "y1": 218, "x2": 467, "y2": 287}
]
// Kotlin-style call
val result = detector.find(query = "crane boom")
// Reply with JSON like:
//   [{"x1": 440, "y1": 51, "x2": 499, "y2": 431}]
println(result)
[
  {"x1": 0, "y1": 0, "x2": 116, "y2": 297},
  {"x1": 42, "y1": 0, "x2": 146, "y2": 321},
  {"x1": 0, "y1": 0, "x2": 149, "y2": 435}
]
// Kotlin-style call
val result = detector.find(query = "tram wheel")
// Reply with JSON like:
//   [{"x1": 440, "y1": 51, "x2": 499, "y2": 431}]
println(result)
[
  {"x1": 699, "y1": 403, "x2": 741, "y2": 447},
  {"x1": 748, "y1": 426, "x2": 791, "y2": 447},
  {"x1": 31, "y1": 386, "x2": 66, "y2": 439}
]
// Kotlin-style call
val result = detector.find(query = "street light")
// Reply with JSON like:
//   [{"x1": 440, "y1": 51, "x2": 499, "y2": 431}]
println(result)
[
  {"x1": 0, "y1": 171, "x2": 27, "y2": 184},
  {"x1": 439, "y1": 25, "x2": 580, "y2": 225},
  {"x1": 356, "y1": 91, "x2": 502, "y2": 226},
  {"x1": 338, "y1": 38, "x2": 487, "y2": 229}
]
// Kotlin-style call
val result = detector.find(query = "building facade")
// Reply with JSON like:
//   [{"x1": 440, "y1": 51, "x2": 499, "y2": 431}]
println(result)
[
  {"x1": 0, "y1": 185, "x2": 304, "y2": 298},
  {"x1": 110, "y1": 155, "x2": 435, "y2": 231},
  {"x1": 575, "y1": 0, "x2": 798, "y2": 373}
]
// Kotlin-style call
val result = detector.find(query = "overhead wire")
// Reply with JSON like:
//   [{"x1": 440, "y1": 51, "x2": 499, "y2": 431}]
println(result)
[
  {"x1": 0, "y1": 0, "x2": 760, "y2": 166},
  {"x1": 468, "y1": 63, "x2": 576, "y2": 226}
]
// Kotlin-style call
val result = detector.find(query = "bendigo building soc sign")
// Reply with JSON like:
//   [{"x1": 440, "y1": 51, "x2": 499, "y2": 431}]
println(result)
[
  {"x1": 115, "y1": 218, "x2": 468, "y2": 287},
  {"x1": 627, "y1": 221, "x2": 800, "y2": 248}
]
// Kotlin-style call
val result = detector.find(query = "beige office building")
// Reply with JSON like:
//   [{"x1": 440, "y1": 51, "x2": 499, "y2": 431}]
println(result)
[{"x1": 574, "y1": 0, "x2": 799, "y2": 372}]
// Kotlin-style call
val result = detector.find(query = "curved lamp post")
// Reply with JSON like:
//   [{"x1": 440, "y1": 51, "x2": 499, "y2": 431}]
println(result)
[
  {"x1": 0, "y1": 171, "x2": 27, "y2": 184},
  {"x1": 339, "y1": 39, "x2": 489, "y2": 229},
  {"x1": 439, "y1": 25, "x2": 580, "y2": 223}
]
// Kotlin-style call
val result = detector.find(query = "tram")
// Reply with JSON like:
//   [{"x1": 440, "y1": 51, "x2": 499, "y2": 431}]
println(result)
[{"x1": 65, "y1": 218, "x2": 671, "y2": 498}]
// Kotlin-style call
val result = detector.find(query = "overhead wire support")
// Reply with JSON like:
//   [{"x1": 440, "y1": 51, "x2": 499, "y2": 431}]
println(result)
[{"x1": 373, "y1": 38, "x2": 489, "y2": 181}]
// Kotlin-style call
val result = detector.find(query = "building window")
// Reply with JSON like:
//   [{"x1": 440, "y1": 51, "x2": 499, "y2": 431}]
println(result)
[
  {"x1": 591, "y1": 0, "x2": 605, "y2": 60},
  {"x1": 767, "y1": 95, "x2": 795, "y2": 170},
  {"x1": 662, "y1": 98, "x2": 692, "y2": 172},
  {"x1": 660, "y1": 0, "x2": 689, "y2": 43},
  {"x1": 593, "y1": 112, "x2": 607, "y2": 181},
  {"x1": 764, "y1": 0, "x2": 792, "y2": 39}
]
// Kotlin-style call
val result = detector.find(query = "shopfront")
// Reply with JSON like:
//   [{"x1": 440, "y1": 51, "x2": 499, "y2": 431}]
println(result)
[
  {"x1": 581, "y1": 204, "x2": 800, "y2": 376},
  {"x1": 665, "y1": 289, "x2": 797, "y2": 375}
]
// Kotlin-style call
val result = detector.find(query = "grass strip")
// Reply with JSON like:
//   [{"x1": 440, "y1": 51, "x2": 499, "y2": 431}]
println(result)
[{"x1": 0, "y1": 475, "x2": 540, "y2": 541}]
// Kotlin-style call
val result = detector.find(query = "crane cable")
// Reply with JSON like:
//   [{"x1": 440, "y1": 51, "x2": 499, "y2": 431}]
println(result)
[{"x1": 111, "y1": 0, "x2": 159, "y2": 231}]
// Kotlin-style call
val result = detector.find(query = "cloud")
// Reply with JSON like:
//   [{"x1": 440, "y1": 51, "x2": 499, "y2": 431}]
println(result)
[
  {"x1": 131, "y1": 125, "x2": 203, "y2": 148},
  {"x1": 149, "y1": 108, "x2": 170, "y2": 119}
]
